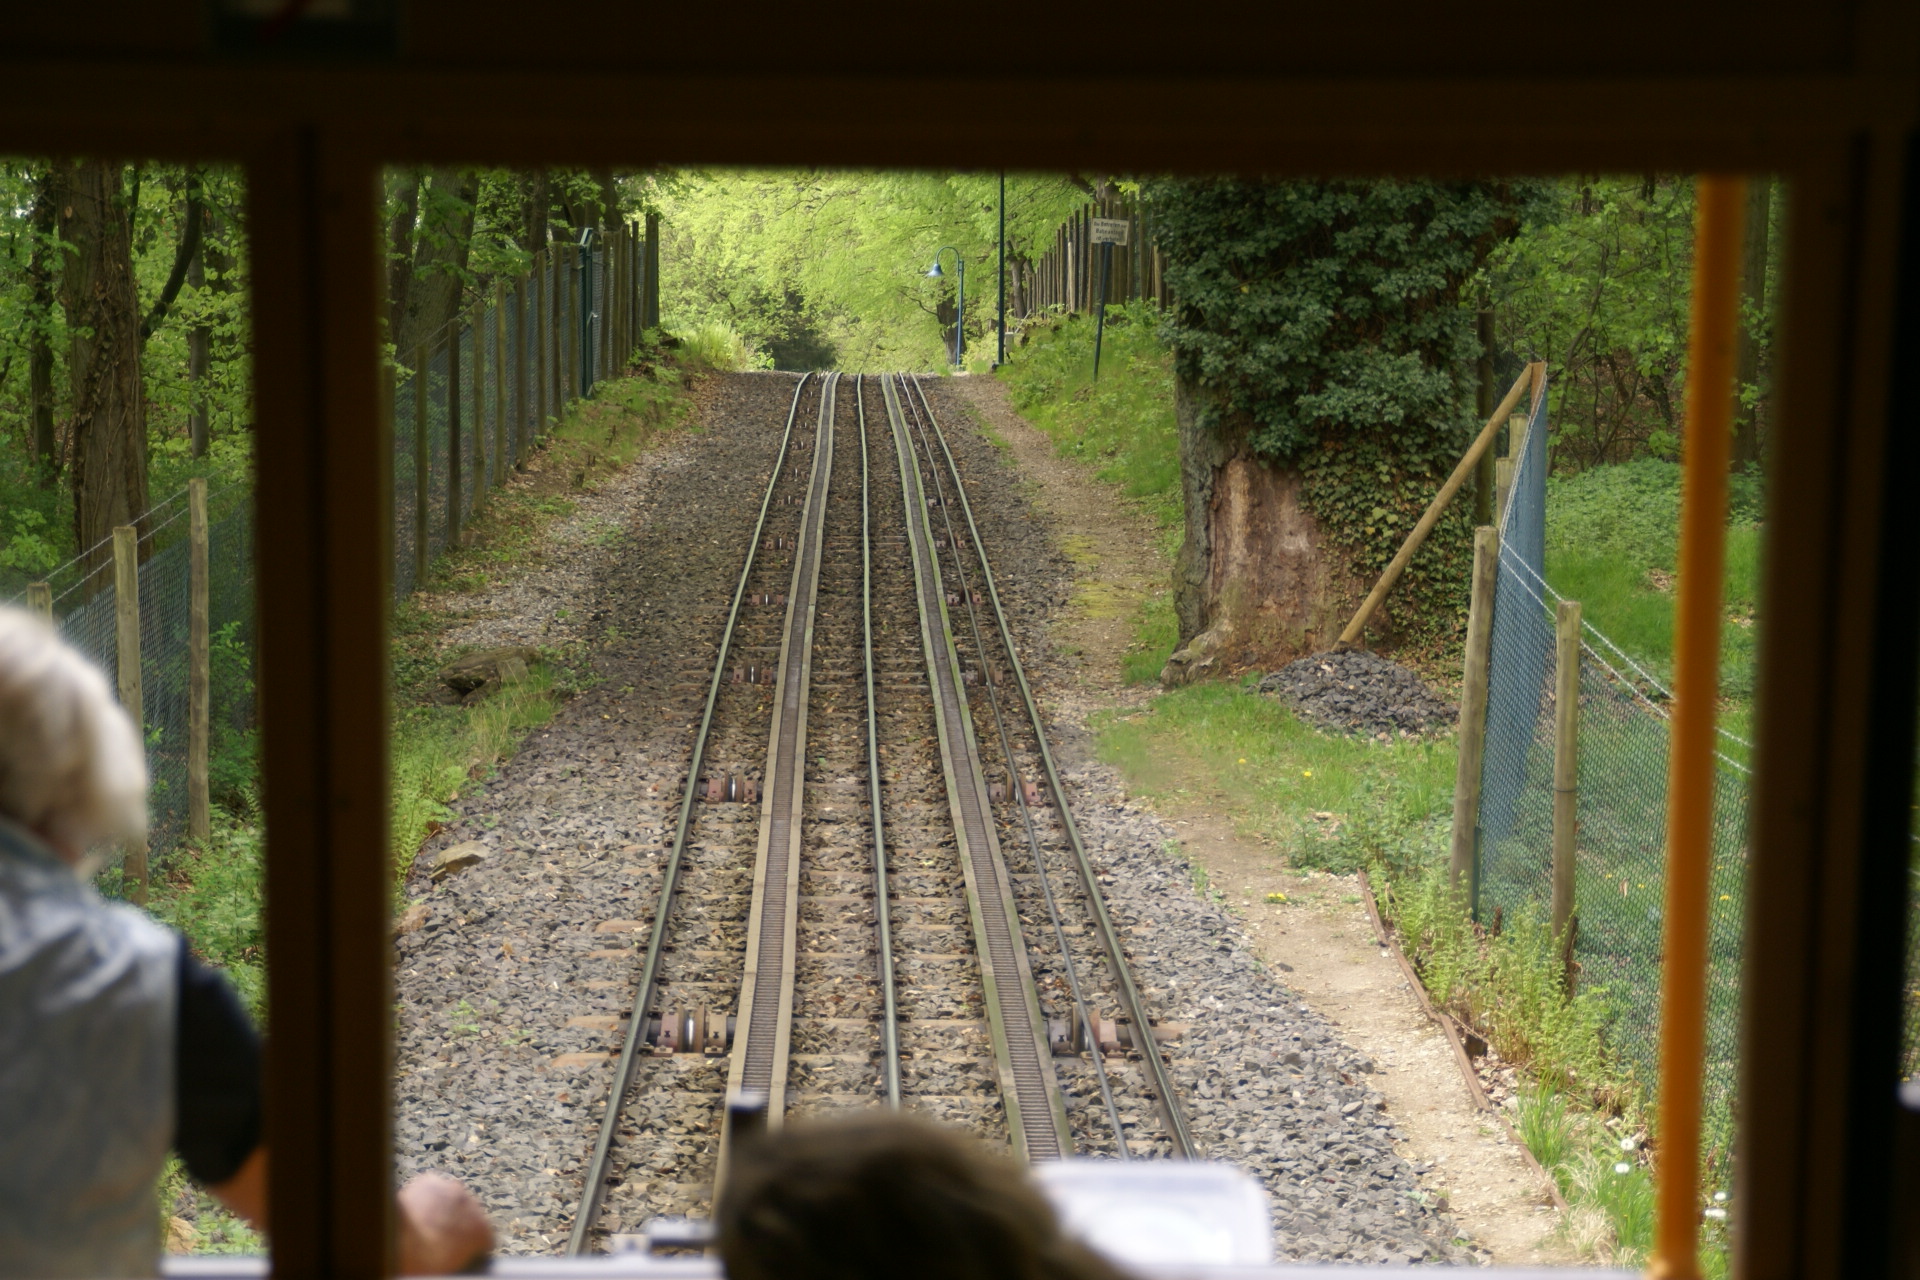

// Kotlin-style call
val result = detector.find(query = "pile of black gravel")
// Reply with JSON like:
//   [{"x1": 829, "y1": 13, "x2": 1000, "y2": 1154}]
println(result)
[{"x1": 1257, "y1": 649, "x2": 1456, "y2": 738}]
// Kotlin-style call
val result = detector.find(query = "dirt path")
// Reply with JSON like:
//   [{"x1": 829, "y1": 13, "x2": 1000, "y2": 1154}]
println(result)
[{"x1": 943, "y1": 376, "x2": 1577, "y2": 1266}]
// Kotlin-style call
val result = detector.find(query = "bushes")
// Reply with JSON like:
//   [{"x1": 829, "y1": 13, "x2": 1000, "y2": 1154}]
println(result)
[{"x1": 677, "y1": 321, "x2": 769, "y2": 372}]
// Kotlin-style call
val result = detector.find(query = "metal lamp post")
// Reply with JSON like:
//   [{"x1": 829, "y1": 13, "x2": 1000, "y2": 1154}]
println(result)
[{"x1": 926, "y1": 246, "x2": 964, "y2": 367}]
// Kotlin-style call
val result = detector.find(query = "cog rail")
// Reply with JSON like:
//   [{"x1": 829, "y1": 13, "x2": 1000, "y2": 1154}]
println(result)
[{"x1": 901, "y1": 373, "x2": 1198, "y2": 1159}]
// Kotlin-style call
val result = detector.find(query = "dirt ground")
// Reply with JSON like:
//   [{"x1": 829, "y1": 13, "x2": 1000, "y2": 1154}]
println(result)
[{"x1": 944, "y1": 375, "x2": 1578, "y2": 1266}]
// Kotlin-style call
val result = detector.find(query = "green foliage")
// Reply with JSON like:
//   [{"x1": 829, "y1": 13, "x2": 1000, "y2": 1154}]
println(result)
[
  {"x1": 1146, "y1": 177, "x2": 1540, "y2": 649},
  {"x1": 149, "y1": 804, "x2": 266, "y2": 1018},
  {"x1": 1487, "y1": 177, "x2": 1776, "y2": 470},
  {"x1": 0, "y1": 161, "x2": 252, "y2": 594},
  {"x1": 658, "y1": 170, "x2": 1089, "y2": 370}
]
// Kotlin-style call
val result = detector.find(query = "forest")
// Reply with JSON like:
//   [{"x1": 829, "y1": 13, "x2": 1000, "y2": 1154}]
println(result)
[{"x1": 0, "y1": 164, "x2": 659, "y2": 598}]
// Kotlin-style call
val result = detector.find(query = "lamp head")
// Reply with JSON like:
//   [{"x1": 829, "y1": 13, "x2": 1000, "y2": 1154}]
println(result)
[{"x1": 925, "y1": 260, "x2": 944, "y2": 278}]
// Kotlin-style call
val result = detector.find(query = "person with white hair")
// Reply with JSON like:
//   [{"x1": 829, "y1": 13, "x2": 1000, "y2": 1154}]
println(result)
[{"x1": 0, "y1": 604, "x2": 493, "y2": 1277}]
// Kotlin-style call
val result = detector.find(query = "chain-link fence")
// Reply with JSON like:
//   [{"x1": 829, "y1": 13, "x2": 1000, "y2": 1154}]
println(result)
[
  {"x1": 1474, "y1": 376, "x2": 1752, "y2": 1138},
  {"x1": 6, "y1": 221, "x2": 652, "y2": 887},
  {"x1": 392, "y1": 226, "x2": 643, "y2": 599}
]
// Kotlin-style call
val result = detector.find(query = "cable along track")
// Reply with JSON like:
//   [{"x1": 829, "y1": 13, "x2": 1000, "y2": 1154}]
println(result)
[
  {"x1": 568, "y1": 373, "x2": 819, "y2": 1254},
  {"x1": 898, "y1": 374, "x2": 1197, "y2": 1160},
  {"x1": 882, "y1": 374, "x2": 1072, "y2": 1162}
]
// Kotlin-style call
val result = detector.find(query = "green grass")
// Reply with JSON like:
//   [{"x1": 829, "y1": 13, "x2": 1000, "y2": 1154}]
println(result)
[
  {"x1": 1094, "y1": 680, "x2": 1456, "y2": 851},
  {"x1": 997, "y1": 304, "x2": 1182, "y2": 536},
  {"x1": 1545, "y1": 459, "x2": 1763, "y2": 739}
]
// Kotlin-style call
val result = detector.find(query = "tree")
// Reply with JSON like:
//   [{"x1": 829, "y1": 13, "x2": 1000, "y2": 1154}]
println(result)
[
  {"x1": 55, "y1": 159, "x2": 149, "y2": 571},
  {"x1": 394, "y1": 168, "x2": 478, "y2": 360},
  {"x1": 1149, "y1": 178, "x2": 1532, "y2": 679},
  {"x1": 26, "y1": 169, "x2": 58, "y2": 485}
]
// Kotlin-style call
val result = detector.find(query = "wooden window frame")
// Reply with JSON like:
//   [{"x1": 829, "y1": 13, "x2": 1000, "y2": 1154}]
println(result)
[{"x1": 1, "y1": 20, "x2": 1916, "y2": 1277}]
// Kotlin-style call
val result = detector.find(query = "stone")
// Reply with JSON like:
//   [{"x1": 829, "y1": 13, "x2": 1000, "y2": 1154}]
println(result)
[
  {"x1": 439, "y1": 646, "x2": 541, "y2": 694},
  {"x1": 395, "y1": 902, "x2": 432, "y2": 937},
  {"x1": 429, "y1": 841, "x2": 487, "y2": 880}
]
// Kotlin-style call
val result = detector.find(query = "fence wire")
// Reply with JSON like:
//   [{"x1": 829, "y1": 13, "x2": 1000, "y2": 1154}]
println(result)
[
  {"x1": 5, "y1": 231, "x2": 640, "y2": 887},
  {"x1": 1476, "y1": 378, "x2": 1752, "y2": 1139}
]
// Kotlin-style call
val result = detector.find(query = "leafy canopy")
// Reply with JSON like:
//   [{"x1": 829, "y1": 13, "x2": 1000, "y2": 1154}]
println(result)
[{"x1": 1149, "y1": 177, "x2": 1538, "y2": 461}]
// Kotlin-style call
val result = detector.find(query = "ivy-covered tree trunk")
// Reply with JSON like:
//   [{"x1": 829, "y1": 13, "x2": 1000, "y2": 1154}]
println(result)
[
  {"x1": 56, "y1": 159, "x2": 149, "y2": 572},
  {"x1": 1148, "y1": 177, "x2": 1534, "y2": 682},
  {"x1": 1165, "y1": 378, "x2": 1364, "y2": 683}
]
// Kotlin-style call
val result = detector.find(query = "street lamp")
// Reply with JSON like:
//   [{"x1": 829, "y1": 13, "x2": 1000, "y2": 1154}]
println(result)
[{"x1": 925, "y1": 246, "x2": 964, "y2": 367}]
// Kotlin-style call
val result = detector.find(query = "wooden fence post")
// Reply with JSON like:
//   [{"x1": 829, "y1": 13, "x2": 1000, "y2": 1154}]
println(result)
[
  {"x1": 112, "y1": 524, "x2": 147, "y2": 903},
  {"x1": 561, "y1": 244, "x2": 577, "y2": 408},
  {"x1": 25, "y1": 582, "x2": 51, "y2": 622},
  {"x1": 413, "y1": 343, "x2": 430, "y2": 582},
  {"x1": 644, "y1": 210, "x2": 661, "y2": 331},
  {"x1": 513, "y1": 278, "x2": 529, "y2": 466},
  {"x1": 470, "y1": 300, "x2": 488, "y2": 499},
  {"x1": 492, "y1": 279, "x2": 508, "y2": 482},
  {"x1": 448, "y1": 322, "x2": 463, "y2": 546},
  {"x1": 188, "y1": 478, "x2": 211, "y2": 842},
  {"x1": 1552, "y1": 599, "x2": 1583, "y2": 945},
  {"x1": 534, "y1": 253, "x2": 549, "y2": 439},
  {"x1": 1448, "y1": 525, "x2": 1499, "y2": 898}
]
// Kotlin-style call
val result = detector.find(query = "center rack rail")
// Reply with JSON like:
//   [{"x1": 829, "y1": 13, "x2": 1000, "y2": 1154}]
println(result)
[{"x1": 882, "y1": 374, "x2": 1072, "y2": 1161}]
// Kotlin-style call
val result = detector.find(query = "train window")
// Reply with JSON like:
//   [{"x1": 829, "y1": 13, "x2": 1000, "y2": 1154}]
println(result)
[
  {"x1": 350, "y1": 167, "x2": 1776, "y2": 1277},
  {"x1": 0, "y1": 157, "x2": 265, "y2": 1263}
]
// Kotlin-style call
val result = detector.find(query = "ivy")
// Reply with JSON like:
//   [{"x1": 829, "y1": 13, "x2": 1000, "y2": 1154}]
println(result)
[{"x1": 1146, "y1": 177, "x2": 1541, "y2": 650}]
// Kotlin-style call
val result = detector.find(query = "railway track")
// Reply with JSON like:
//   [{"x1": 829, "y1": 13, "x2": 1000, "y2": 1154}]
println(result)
[{"x1": 567, "y1": 371, "x2": 1192, "y2": 1251}]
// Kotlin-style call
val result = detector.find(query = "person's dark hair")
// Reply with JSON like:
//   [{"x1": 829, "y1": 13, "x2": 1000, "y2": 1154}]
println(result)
[{"x1": 715, "y1": 1113, "x2": 1131, "y2": 1280}]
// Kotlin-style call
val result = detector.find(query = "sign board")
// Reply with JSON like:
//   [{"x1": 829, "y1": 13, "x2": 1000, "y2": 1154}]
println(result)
[{"x1": 1090, "y1": 217, "x2": 1132, "y2": 246}]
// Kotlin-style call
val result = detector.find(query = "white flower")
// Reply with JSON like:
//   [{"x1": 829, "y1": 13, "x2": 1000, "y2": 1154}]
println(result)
[
  {"x1": 1714, "y1": 1191, "x2": 1728, "y2": 1203},
  {"x1": 1619, "y1": 1137, "x2": 1636, "y2": 1151},
  {"x1": 1614, "y1": 1162, "x2": 1632, "y2": 1175},
  {"x1": 1704, "y1": 1208, "x2": 1728, "y2": 1221}
]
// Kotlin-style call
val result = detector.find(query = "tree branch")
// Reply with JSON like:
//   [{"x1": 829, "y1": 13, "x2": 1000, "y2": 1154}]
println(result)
[{"x1": 140, "y1": 171, "x2": 203, "y2": 343}]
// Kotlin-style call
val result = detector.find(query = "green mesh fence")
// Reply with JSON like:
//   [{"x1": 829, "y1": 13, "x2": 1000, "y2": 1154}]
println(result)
[{"x1": 1475, "y1": 378, "x2": 1752, "y2": 1139}]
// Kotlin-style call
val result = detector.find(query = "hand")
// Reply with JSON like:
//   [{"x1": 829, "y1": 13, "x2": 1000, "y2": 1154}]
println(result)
[{"x1": 398, "y1": 1172, "x2": 494, "y2": 1274}]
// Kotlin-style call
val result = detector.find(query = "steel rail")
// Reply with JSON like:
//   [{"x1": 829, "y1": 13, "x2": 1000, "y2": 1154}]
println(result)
[
  {"x1": 903, "y1": 374, "x2": 1198, "y2": 1159},
  {"x1": 881, "y1": 374, "x2": 1071, "y2": 1161},
  {"x1": 720, "y1": 371, "x2": 839, "y2": 1163},
  {"x1": 892, "y1": 374, "x2": 1129, "y2": 1154},
  {"x1": 856, "y1": 376, "x2": 904, "y2": 1108},
  {"x1": 567, "y1": 373, "x2": 815, "y2": 1254}
]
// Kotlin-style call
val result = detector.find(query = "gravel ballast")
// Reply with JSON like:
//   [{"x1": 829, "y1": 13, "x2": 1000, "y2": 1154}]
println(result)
[
  {"x1": 391, "y1": 372, "x2": 1473, "y2": 1264},
  {"x1": 1258, "y1": 648, "x2": 1457, "y2": 739}
]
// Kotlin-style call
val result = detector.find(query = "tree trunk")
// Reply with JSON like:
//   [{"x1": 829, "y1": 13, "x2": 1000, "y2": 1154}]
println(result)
[
  {"x1": 385, "y1": 168, "x2": 421, "y2": 347},
  {"x1": 395, "y1": 168, "x2": 477, "y2": 359},
  {"x1": 1733, "y1": 176, "x2": 1771, "y2": 473},
  {"x1": 522, "y1": 168, "x2": 549, "y2": 256},
  {"x1": 1163, "y1": 375, "x2": 1363, "y2": 684},
  {"x1": 56, "y1": 159, "x2": 149, "y2": 574},
  {"x1": 27, "y1": 170, "x2": 58, "y2": 486},
  {"x1": 188, "y1": 242, "x2": 210, "y2": 459}
]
